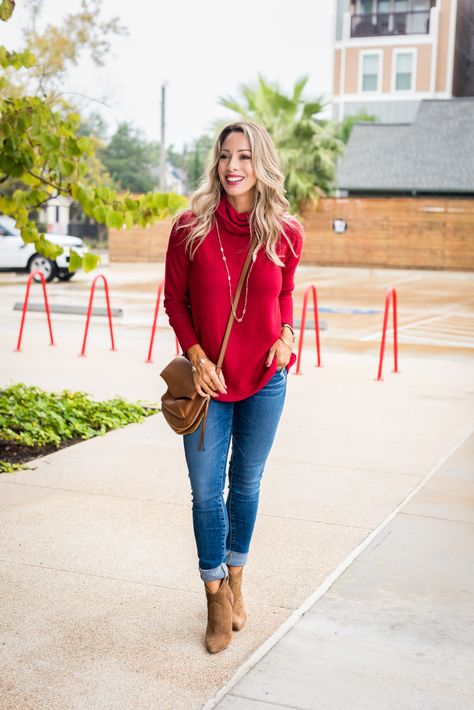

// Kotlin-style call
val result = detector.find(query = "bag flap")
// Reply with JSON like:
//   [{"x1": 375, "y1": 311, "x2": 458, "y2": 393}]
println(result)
[{"x1": 160, "y1": 355, "x2": 198, "y2": 399}]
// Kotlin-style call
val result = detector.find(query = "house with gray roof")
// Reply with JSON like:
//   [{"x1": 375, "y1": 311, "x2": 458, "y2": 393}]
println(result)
[
  {"x1": 333, "y1": 0, "x2": 474, "y2": 124},
  {"x1": 336, "y1": 98, "x2": 474, "y2": 196}
]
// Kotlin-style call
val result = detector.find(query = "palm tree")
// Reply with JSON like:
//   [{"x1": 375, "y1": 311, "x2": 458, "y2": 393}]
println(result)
[
  {"x1": 217, "y1": 74, "x2": 344, "y2": 212},
  {"x1": 338, "y1": 110, "x2": 376, "y2": 144}
]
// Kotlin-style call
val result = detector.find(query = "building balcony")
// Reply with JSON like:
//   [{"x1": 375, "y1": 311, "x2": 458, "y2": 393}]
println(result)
[{"x1": 350, "y1": 10, "x2": 430, "y2": 37}]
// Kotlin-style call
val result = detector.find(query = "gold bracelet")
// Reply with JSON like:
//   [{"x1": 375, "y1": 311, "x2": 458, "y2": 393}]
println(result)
[{"x1": 281, "y1": 323, "x2": 295, "y2": 338}]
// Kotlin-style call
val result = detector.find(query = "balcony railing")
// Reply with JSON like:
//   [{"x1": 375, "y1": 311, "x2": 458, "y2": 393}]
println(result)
[{"x1": 350, "y1": 10, "x2": 430, "y2": 37}]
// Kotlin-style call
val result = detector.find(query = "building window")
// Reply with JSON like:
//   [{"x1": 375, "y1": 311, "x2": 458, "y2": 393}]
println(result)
[
  {"x1": 360, "y1": 0, "x2": 373, "y2": 14},
  {"x1": 351, "y1": 0, "x2": 432, "y2": 36},
  {"x1": 361, "y1": 53, "x2": 380, "y2": 91},
  {"x1": 394, "y1": 50, "x2": 415, "y2": 90}
]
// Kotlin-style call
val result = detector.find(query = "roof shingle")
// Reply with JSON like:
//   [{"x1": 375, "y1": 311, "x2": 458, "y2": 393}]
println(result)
[{"x1": 336, "y1": 99, "x2": 474, "y2": 193}]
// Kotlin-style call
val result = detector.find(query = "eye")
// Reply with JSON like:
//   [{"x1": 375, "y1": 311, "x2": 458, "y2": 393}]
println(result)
[{"x1": 241, "y1": 155, "x2": 251, "y2": 160}]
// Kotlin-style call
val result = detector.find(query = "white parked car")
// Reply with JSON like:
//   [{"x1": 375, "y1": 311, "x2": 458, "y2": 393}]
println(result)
[{"x1": 0, "y1": 215, "x2": 88, "y2": 283}]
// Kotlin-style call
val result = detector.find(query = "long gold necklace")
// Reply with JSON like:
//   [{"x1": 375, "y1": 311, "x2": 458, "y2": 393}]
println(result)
[{"x1": 214, "y1": 218, "x2": 257, "y2": 323}]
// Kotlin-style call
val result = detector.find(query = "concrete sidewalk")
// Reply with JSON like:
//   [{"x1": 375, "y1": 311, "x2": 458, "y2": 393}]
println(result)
[
  {"x1": 1, "y1": 324, "x2": 473, "y2": 709},
  {"x1": 213, "y1": 432, "x2": 474, "y2": 710}
]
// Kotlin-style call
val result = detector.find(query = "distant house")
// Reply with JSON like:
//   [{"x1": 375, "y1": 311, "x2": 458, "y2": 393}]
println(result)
[
  {"x1": 336, "y1": 97, "x2": 474, "y2": 196},
  {"x1": 297, "y1": 97, "x2": 474, "y2": 271},
  {"x1": 149, "y1": 162, "x2": 187, "y2": 195},
  {"x1": 332, "y1": 0, "x2": 474, "y2": 124},
  {"x1": 37, "y1": 195, "x2": 72, "y2": 234}
]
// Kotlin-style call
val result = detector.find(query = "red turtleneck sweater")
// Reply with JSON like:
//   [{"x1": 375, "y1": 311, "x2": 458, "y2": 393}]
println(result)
[{"x1": 163, "y1": 192, "x2": 303, "y2": 402}]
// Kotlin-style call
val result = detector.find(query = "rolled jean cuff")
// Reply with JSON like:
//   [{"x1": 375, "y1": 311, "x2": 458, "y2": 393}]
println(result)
[
  {"x1": 199, "y1": 562, "x2": 228, "y2": 582},
  {"x1": 226, "y1": 550, "x2": 248, "y2": 567}
]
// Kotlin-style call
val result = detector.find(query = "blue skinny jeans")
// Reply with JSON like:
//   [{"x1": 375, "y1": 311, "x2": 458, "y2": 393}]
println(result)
[{"x1": 183, "y1": 367, "x2": 287, "y2": 582}]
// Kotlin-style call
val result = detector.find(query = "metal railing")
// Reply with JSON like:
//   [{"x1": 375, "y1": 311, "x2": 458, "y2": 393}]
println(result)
[
  {"x1": 15, "y1": 271, "x2": 55, "y2": 351},
  {"x1": 145, "y1": 280, "x2": 180, "y2": 363},
  {"x1": 295, "y1": 285, "x2": 322, "y2": 375},
  {"x1": 376, "y1": 287, "x2": 399, "y2": 381},
  {"x1": 351, "y1": 10, "x2": 430, "y2": 37},
  {"x1": 80, "y1": 274, "x2": 117, "y2": 357}
]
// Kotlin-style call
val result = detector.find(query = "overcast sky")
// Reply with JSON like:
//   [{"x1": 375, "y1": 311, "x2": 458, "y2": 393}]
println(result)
[{"x1": 2, "y1": 0, "x2": 335, "y2": 151}]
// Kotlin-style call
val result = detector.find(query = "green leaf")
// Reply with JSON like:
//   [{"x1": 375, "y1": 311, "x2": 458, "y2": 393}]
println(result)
[
  {"x1": 76, "y1": 136, "x2": 91, "y2": 154},
  {"x1": 59, "y1": 160, "x2": 74, "y2": 177},
  {"x1": 21, "y1": 225, "x2": 39, "y2": 244},
  {"x1": 69, "y1": 249, "x2": 83, "y2": 271},
  {"x1": 96, "y1": 186, "x2": 112, "y2": 202},
  {"x1": 167, "y1": 193, "x2": 187, "y2": 212},
  {"x1": 0, "y1": 1, "x2": 15, "y2": 22},
  {"x1": 92, "y1": 204, "x2": 106, "y2": 223},
  {"x1": 34, "y1": 236, "x2": 63, "y2": 260},
  {"x1": 67, "y1": 137, "x2": 82, "y2": 157},
  {"x1": 40, "y1": 134, "x2": 60, "y2": 151},
  {"x1": 82, "y1": 252, "x2": 101, "y2": 273},
  {"x1": 125, "y1": 197, "x2": 139, "y2": 210},
  {"x1": 112, "y1": 211, "x2": 125, "y2": 228},
  {"x1": 77, "y1": 185, "x2": 94, "y2": 204},
  {"x1": 153, "y1": 193, "x2": 168, "y2": 210},
  {"x1": 106, "y1": 210, "x2": 124, "y2": 229},
  {"x1": 20, "y1": 49, "x2": 36, "y2": 68}
]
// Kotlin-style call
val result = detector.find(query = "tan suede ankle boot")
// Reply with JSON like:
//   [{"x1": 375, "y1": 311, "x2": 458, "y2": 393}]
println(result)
[
  {"x1": 204, "y1": 576, "x2": 234, "y2": 653},
  {"x1": 229, "y1": 568, "x2": 247, "y2": 631}
]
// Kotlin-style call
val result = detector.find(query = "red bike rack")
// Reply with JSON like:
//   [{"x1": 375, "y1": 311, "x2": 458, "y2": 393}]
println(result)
[
  {"x1": 15, "y1": 270, "x2": 55, "y2": 351},
  {"x1": 80, "y1": 274, "x2": 116, "y2": 357},
  {"x1": 145, "y1": 280, "x2": 180, "y2": 363},
  {"x1": 295, "y1": 285, "x2": 322, "y2": 375},
  {"x1": 146, "y1": 280, "x2": 164, "y2": 363},
  {"x1": 376, "y1": 287, "x2": 399, "y2": 381}
]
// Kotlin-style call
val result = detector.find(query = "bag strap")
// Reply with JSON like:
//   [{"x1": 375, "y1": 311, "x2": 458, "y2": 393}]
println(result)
[
  {"x1": 198, "y1": 235, "x2": 257, "y2": 451},
  {"x1": 215, "y1": 236, "x2": 258, "y2": 373}
]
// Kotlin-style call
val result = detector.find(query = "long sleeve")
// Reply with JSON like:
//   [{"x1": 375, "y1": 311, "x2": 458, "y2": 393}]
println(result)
[
  {"x1": 279, "y1": 223, "x2": 304, "y2": 327},
  {"x1": 163, "y1": 216, "x2": 199, "y2": 353}
]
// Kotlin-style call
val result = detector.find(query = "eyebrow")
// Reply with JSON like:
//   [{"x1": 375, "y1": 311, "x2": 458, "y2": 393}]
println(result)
[{"x1": 220, "y1": 149, "x2": 251, "y2": 153}]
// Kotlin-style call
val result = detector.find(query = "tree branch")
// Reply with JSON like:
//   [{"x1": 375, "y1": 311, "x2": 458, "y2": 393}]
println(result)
[
  {"x1": 29, "y1": 189, "x2": 60, "y2": 210},
  {"x1": 28, "y1": 170, "x2": 67, "y2": 193}
]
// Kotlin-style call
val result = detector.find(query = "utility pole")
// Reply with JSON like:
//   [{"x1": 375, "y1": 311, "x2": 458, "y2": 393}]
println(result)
[
  {"x1": 182, "y1": 142, "x2": 188, "y2": 194},
  {"x1": 159, "y1": 82, "x2": 167, "y2": 192}
]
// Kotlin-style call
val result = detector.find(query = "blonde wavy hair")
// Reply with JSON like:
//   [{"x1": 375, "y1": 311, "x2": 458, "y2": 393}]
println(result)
[{"x1": 173, "y1": 120, "x2": 300, "y2": 266}]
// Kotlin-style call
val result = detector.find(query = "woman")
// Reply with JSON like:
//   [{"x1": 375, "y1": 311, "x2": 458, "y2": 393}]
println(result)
[{"x1": 163, "y1": 120, "x2": 303, "y2": 654}]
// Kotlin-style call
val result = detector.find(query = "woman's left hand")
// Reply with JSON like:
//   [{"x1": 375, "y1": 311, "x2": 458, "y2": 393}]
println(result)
[{"x1": 266, "y1": 337, "x2": 292, "y2": 371}]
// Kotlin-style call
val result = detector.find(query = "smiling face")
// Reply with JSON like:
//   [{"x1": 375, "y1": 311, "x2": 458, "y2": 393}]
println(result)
[{"x1": 217, "y1": 130, "x2": 257, "y2": 210}]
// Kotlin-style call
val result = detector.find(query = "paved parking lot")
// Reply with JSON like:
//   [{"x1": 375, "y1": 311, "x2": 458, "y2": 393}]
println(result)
[{"x1": 2, "y1": 259, "x2": 474, "y2": 361}]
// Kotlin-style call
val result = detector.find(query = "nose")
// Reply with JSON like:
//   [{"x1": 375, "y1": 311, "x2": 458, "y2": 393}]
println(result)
[{"x1": 227, "y1": 154, "x2": 240, "y2": 172}]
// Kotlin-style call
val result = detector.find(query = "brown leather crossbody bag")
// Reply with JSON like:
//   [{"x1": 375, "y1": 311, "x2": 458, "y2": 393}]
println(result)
[{"x1": 160, "y1": 237, "x2": 257, "y2": 450}]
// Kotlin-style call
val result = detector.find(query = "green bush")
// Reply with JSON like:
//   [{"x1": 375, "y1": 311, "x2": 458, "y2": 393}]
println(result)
[{"x1": 0, "y1": 383, "x2": 158, "y2": 472}]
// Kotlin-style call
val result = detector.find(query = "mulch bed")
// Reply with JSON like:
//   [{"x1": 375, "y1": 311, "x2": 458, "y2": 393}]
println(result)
[{"x1": 0, "y1": 437, "x2": 84, "y2": 468}]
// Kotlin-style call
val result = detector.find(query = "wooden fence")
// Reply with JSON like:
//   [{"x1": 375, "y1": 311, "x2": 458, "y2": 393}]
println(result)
[
  {"x1": 299, "y1": 197, "x2": 474, "y2": 270},
  {"x1": 108, "y1": 196, "x2": 474, "y2": 271}
]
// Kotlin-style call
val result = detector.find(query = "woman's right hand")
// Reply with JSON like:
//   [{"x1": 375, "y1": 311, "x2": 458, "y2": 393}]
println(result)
[{"x1": 187, "y1": 344, "x2": 227, "y2": 398}]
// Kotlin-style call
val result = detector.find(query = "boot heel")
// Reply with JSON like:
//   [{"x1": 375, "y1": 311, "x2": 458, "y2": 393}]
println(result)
[{"x1": 229, "y1": 568, "x2": 247, "y2": 631}]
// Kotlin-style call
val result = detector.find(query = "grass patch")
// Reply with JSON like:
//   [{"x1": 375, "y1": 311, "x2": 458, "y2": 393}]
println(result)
[{"x1": 0, "y1": 383, "x2": 159, "y2": 473}]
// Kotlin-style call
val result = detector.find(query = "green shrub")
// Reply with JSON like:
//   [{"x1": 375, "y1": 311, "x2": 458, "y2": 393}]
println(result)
[{"x1": 0, "y1": 383, "x2": 158, "y2": 472}]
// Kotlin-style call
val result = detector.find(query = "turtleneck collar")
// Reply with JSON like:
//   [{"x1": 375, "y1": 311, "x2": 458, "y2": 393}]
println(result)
[{"x1": 215, "y1": 190, "x2": 251, "y2": 236}]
